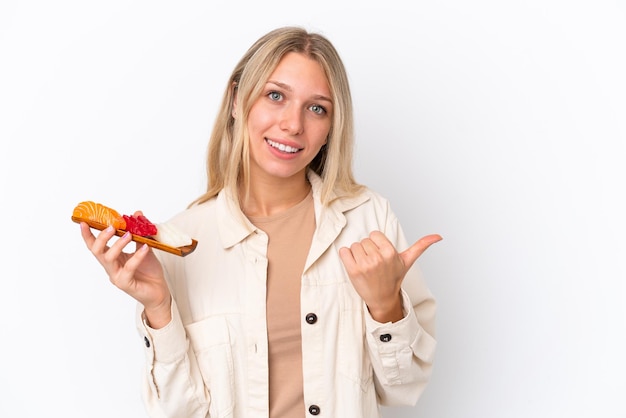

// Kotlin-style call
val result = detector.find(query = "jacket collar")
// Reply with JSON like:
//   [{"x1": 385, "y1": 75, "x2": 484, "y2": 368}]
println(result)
[
  {"x1": 306, "y1": 171, "x2": 369, "y2": 271},
  {"x1": 216, "y1": 188, "x2": 256, "y2": 249}
]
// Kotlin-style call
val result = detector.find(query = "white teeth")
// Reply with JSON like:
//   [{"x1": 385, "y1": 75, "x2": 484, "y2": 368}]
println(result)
[{"x1": 266, "y1": 139, "x2": 300, "y2": 153}]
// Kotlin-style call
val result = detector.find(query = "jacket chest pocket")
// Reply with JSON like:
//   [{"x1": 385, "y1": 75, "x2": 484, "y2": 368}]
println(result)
[{"x1": 186, "y1": 316, "x2": 235, "y2": 418}]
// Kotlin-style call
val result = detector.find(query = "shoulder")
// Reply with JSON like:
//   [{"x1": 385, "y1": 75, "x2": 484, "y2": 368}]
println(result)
[
  {"x1": 359, "y1": 186, "x2": 392, "y2": 208},
  {"x1": 331, "y1": 185, "x2": 393, "y2": 216},
  {"x1": 165, "y1": 197, "x2": 219, "y2": 233}
]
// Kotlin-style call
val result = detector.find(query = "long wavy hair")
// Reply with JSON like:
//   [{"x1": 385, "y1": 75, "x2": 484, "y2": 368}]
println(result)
[{"x1": 190, "y1": 26, "x2": 363, "y2": 208}]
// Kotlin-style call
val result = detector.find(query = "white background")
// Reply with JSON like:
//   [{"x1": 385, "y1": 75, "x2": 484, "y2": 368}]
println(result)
[{"x1": 1, "y1": 1, "x2": 625, "y2": 417}]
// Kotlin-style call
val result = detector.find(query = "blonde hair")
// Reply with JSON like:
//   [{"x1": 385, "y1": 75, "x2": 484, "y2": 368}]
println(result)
[{"x1": 190, "y1": 26, "x2": 363, "y2": 208}]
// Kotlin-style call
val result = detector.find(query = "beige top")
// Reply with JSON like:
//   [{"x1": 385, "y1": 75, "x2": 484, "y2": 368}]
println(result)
[{"x1": 248, "y1": 190, "x2": 315, "y2": 418}]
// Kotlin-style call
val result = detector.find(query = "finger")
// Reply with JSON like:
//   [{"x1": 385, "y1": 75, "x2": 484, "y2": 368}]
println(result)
[
  {"x1": 90, "y1": 225, "x2": 117, "y2": 255},
  {"x1": 127, "y1": 243, "x2": 150, "y2": 267},
  {"x1": 109, "y1": 243, "x2": 150, "y2": 290},
  {"x1": 103, "y1": 231, "x2": 133, "y2": 263},
  {"x1": 367, "y1": 231, "x2": 389, "y2": 247},
  {"x1": 400, "y1": 234, "x2": 443, "y2": 270},
  {"x1": 367, "y1": 231, "x2": 396, "y2": 256},
  {"x1": 338, "y1": 247, "x2": 357, "y2": 272},
  {"x1": 80, "y1": 222, "x2": 96, "y2": 249},
  {"x1": 360, "y1": 238, "x2": 379, "y2": 257},
  {"x1": 118, "y1": 244, "x2": 150, "y2": 284}
]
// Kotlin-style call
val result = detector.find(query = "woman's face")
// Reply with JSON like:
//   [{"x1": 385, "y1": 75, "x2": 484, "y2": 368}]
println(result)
[{"x1": 245, "y1": 52, "x2": 333, "y2": 183}]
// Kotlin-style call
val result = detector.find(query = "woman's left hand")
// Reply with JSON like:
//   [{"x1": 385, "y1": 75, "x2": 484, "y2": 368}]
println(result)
[{"x1": 339, "y1": 231, "x2": 442, "y2": 323}]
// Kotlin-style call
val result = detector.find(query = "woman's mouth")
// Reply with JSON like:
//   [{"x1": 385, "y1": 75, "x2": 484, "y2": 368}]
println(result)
[{"x1": 266, "y1": 138, "x2": 302, "y2": 154}]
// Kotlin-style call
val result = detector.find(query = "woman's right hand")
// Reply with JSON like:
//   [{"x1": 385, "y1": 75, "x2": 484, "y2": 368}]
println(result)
[{"x1": 79, "y1": 217, "x2": 172, "y2": 328}]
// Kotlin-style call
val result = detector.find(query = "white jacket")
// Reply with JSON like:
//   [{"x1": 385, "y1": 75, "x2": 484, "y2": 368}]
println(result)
[{"x1": 136, "y1": 172, "x2": 436, "y2": 418}]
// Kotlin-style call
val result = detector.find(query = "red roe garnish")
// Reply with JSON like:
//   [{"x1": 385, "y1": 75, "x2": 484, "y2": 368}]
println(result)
[{"x1": 122, "y1": 214, "x2": 157, "y2": 237}]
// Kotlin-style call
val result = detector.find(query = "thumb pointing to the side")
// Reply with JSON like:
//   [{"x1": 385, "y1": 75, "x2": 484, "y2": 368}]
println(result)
[{"x1": 400, "y1": 234, "x2": 443, "y2": 271}]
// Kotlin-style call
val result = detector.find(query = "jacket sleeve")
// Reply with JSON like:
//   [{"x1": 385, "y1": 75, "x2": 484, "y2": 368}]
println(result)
[
  {"x1": 364, "y1": 210, "x2": 437, "y2": 406},
  {"x1": 136, "y1": 299, "x2": 210, "y2": 418}
]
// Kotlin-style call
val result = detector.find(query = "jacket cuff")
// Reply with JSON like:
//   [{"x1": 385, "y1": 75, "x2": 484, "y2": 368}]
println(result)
[
  {"x1": 136, "y1": 298, "x2": 188, "y2": 364},
  {"x1": 365, "y1": 290, "x2": 436, "y2": 384}
]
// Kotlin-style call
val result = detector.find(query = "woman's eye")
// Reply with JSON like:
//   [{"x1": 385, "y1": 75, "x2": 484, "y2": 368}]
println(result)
[
  {"x1": 268, "y1": 91, "x2": 282, "y2": 101},
  {"x1": 310, "y1": 104, "x2": 326, "y2": 115}
]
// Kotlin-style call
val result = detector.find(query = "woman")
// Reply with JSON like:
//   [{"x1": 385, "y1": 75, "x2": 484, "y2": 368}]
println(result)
[{"x1": 80, "y1": 26, "x2": 441, "y2": 418}]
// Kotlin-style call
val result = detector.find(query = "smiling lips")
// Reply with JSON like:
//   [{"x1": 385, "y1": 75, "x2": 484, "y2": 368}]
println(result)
[{"x1": 266, "y1": 138, "x2": 302, "y2": 154}]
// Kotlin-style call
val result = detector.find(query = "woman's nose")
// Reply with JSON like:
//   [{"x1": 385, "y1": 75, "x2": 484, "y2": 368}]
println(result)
[{"x1": 279, "y1": 105, "x2": 304, "y2": 135}]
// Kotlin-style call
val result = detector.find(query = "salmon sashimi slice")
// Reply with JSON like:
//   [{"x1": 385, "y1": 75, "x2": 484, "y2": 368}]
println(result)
[{"x1": 72, "y1": 201, "x2": 127, "y2": 230}]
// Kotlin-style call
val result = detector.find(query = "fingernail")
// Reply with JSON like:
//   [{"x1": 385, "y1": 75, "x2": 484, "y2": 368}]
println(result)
[
  {"x1": 105, "y1": 226, "x2": 114, "y2": 233},
  {"x1": 122, "y1": 231, "x2": 131, "y2": 239}
]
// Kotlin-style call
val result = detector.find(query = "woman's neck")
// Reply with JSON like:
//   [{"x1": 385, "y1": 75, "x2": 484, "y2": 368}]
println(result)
[{"x1": 241, "y1": 172, "x2": 311, "y2": 217}]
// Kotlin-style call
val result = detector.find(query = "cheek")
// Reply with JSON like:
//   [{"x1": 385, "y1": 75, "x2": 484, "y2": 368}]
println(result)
[
  {"x1": 312, "y1": 123, "x2": 331, "y2": 146},
  {"x1": 247, "y1": 105, "x2": 273, "y2": 137}
]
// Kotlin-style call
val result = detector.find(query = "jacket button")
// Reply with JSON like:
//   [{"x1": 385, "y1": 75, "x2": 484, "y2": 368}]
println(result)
[
  {"x1": 305, "y1": 313, "x2": 318, "y2": 324},
  {"x1": 308, "y1": 404, "x2": 320, "y2": 415},
  {"x1": 144, "y1": 336, "x2": 151, "y2": 348},
  {"x1": 380, "y1": 333, "x2": 392, "y2": 343}
]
